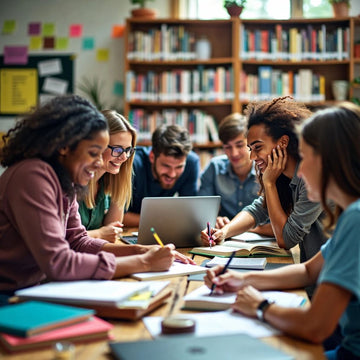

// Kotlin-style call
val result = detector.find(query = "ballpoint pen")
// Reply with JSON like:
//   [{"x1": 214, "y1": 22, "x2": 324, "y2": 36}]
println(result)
[
  {"x1": 207, "y1": 222, "x2": 212, "y2": 249},
  {"x1": 150, "y1": 227, "x2": 164, "y2": 247},
  {"x1": 209, "y1": 250, "x2": 237, "y2": 296}
]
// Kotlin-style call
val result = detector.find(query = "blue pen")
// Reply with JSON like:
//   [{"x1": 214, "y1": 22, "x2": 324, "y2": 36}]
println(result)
[{"x1": 209, "y1": 250, "x2": 237, "y2": 296}]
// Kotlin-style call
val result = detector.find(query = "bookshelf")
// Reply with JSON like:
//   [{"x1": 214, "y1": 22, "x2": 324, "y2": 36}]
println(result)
[{"x1": 124, "y1": 17, "x2": 357, "y2": 149}]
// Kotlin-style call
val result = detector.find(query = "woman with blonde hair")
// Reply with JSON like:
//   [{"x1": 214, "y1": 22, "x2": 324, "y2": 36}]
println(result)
[{"x1": 78, "y1": 110, "x2": 137, "y2": 242}]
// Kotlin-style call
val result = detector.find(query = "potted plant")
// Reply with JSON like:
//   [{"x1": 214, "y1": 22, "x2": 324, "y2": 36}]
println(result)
[
  {"x1": 224, "y1": 0, "x2": 247, "y2": 17},
  {"x1": 130, "y1": 0, "x2": 157, "y2": 18},
  {"x1": 328, "y1": 0, "x2": 350, "y2": 17}
]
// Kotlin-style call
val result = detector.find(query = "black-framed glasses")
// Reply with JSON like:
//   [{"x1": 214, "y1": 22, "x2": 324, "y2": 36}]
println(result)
[{"x1": 107, "y1": 145, "x2": 136, "y2": 158}]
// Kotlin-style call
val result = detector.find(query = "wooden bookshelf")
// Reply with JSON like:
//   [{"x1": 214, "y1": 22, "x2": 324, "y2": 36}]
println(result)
[{"x1": 124, "y1": 17, "x2": 358, "y2": 146}]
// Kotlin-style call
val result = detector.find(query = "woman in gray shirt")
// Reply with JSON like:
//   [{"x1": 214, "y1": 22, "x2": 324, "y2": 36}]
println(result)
[{"x1": 202, "y1": 97, "x2": 327, "y2": 265}]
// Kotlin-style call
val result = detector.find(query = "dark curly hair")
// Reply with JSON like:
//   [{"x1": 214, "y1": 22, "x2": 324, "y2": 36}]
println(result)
[
  {"x1": 244, "y1": 96, "x2": 312, "y2": 214},
  {"x1": 1, "y1": 94, "x2": 108, "y2": 198}
]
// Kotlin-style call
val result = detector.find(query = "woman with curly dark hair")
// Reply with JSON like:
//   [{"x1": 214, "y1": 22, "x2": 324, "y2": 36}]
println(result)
[
  {"x1": 202, "y1": 97, "x2": 327, "y2": 268},
  {"x1": 0, "y1": 95, "x2": 189, "y2": 305}
]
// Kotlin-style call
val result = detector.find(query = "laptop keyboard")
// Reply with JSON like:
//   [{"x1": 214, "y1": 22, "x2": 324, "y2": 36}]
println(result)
[{"x1": 120, "y1": 236, "x2": 138, "y2": 244}]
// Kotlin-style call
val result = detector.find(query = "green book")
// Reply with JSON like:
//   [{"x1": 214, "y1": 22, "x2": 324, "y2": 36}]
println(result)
[{"x1": 0, "y1": 301, "x2": 94, "y2": 337}]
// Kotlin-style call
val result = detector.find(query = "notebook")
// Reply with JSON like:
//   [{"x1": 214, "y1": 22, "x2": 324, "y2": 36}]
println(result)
[
  {"x1": 109, "y1": 333, "x2": 294, "y2": 360},
  {"x1": 137, "y1": 196, "x2": 221, "y2": 247}
]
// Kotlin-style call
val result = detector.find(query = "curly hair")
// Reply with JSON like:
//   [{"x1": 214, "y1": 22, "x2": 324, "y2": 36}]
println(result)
[
  {"x1": 301, "y1": 102, "x2": 360, "y2": 230},
  {"x1": 151, "y1": 124, "x2": 192, "y2": 158},
  {"x1": 244, "y1": 96, "x2": 312, "y2": 214},
  {"x1": 1, "y1": 94, "x2": 108, "y2": 197}
]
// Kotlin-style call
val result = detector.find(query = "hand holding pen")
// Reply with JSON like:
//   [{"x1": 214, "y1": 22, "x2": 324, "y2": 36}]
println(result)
[
  {"x1": 209, "y1": 250, "x2": 237, "y2": 295},
  {"x1": 207, "y1": 222, "x2": 214, "y2": 249}
]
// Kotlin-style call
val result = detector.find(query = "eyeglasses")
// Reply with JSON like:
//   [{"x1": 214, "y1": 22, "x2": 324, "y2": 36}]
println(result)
[{"x1": 107, "y1": 145, "x2": 136, "y2": 158}]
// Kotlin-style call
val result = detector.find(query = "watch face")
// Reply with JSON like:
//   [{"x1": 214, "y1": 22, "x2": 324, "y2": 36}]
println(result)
[{"x1": 256, "y1": 299, "x2": 274, "y2": 321}]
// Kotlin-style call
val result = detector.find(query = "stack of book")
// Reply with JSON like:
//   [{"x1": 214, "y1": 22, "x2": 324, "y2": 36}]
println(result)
[{"x1": 0, "y1": 301, "x2": 113, "y2": 353}]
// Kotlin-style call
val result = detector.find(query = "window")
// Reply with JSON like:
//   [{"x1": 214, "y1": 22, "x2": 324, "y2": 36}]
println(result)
[{"x1": 187, "y1": 0, "x2": 332, "y2": 19}]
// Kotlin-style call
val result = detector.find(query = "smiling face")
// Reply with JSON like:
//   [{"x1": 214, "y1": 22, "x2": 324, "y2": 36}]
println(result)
[
  {"x1": 59, "y1": 130, "x2": 109, "y2": 186},
  {"x1": 101, "y1": 131, "x2": 133, "y2": 175},
  {"x1": 298, "y1": 137, "x2": 322, "y2": 202},
  {"x1": 246, "y1": 124, "x2": 279, "y2": 173},
  {"x1": 149, "y1": 152, "x2": 187, "y2": 189},
  {"x1": 223, "y1": 133, "x2": 252, "y2": 173}
]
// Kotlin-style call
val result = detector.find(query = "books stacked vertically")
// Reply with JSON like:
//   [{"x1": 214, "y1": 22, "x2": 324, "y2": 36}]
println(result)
[{"x1": 190, "y1": 240, "x2": 291, "y2": 258}]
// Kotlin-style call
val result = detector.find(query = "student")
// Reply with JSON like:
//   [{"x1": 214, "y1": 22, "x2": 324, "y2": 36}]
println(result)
[
  {"x1": 123, "y1": 124, "x2": 200, "y2": 227},
  {"x1": 198, "y1": 113, "x2": 271, "y2": 232},
  {"x1": 0, "y1": 95, "x2": 191, "y2": 304},
  {"x1": 78, "y1": 110, "x2": 136, "y2": 242},
  {"x1": 204, "y1": 102, "x2": 360, "y2": 360},
  {"x1": 202, "y1": 97, "x2": 327, "y2": 265}
]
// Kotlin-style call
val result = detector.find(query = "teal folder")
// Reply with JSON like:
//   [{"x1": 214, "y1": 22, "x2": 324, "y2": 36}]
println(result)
[{"x1": 0, "y1": 301, "x2": 94, "y2": 337}]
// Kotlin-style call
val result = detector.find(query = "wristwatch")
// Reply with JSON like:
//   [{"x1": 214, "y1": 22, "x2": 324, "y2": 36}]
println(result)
[{"x1": 256, "y1": 299, "x2": 275, "y2": 322}]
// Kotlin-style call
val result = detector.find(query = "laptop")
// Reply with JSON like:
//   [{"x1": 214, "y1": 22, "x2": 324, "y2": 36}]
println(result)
[
  {"x1": 136, "y1": 196, "x2": 220, "y2": 248},
  {"x1": 109, "y1": 333, "x2": 293, "y2": 360}
]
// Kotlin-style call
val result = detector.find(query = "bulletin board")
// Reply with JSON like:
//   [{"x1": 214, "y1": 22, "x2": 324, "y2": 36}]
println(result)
[{"x1": 0, "y1": 54, "x2": 75, "y2": 117}]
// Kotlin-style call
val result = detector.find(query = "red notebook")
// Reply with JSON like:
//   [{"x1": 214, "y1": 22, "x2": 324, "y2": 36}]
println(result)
[{"x1": 0, "y1": 316, "x2": 113, "y2": 353}]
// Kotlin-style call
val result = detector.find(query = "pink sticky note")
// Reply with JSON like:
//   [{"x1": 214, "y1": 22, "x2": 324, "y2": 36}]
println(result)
[
  {"x1": 4, "y1": 46, "x2": 28, "y2": 65},
  {"x1": 69, "y1": 24, "x2": 83, "y2": 37},
  {"x1": 28, "y1": 22, "x2": 41, "y2": 35}
]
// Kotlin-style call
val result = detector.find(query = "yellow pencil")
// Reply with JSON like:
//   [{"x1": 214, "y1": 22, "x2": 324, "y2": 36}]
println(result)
[{"x1": 150, "y1": 227, "x2": 164, "y2": 247}]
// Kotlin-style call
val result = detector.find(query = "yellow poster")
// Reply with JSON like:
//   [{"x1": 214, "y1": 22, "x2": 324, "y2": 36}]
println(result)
[{"x1": 0, "y1": 69, "x2": 38, "y2": 114}]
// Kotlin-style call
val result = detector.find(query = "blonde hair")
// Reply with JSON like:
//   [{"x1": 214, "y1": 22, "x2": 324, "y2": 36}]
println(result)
[{"x1": 84, "y1": 110, "x2": 137, "y2": 210}]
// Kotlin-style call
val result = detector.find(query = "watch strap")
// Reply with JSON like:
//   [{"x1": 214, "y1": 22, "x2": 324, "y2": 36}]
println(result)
[{"x1": 256, "y1": 299, "x2": 274, "y2": 322}]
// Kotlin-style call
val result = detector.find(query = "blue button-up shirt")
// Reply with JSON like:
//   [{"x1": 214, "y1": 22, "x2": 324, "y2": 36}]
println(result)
[{"x1": 198, "y1": 155, "x2": 259, "y2": 219}]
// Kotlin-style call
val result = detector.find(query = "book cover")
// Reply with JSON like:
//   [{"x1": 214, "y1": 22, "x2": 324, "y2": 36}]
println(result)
[
  {"x1": 206, "y1": 257, "x2": 267, "y2": 270},
  {"x1": 0, "y1": 301, "x2": 94, "y2": 337},
  {"x1": 0, "y1": 316, "x2": 112, "y2": 353},
  {"x1": 15, "y1": 280, "x2": 150, "y2": 307},
  {"x1": 190, "y1": 240, "x2": 291, "y2": 258},
  {"x1": 258, "y1": 66, "x2": 272, "y2": 100}
]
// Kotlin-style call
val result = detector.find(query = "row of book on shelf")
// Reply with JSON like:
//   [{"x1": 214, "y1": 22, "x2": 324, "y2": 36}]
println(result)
[
  {"x1": 240, "y1": 23, "x2": 350, "y2": 61},
  {"x1": 129, "y1": 108, "x2": 220, "y2": 144},
  {"x1": 126, "y1": 66, "x2": 234, "y2": 103},
  {"x1": 240, "y1": 66, "x2": 326, "y2": 103},
  {"x1": 127, "y1": 24, "x2": 197, "y2": 61}
]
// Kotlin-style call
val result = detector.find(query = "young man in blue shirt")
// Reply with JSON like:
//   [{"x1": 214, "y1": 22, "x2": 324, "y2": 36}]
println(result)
[{"x1": 123, "y1": 124, "x2": 200, "y2": 227}]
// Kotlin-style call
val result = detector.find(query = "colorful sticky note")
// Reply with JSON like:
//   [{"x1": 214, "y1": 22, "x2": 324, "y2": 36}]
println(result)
[
  {"x1": 69, "y1": 24, "x2": 83, "y2": 38},
  {"x1": 28, "y1": 22, "x2": 41, "y2": 36},
  {"x1": 55, "y1": 37, "x2": 69, "y2": 50},
  {"x1": 43, "y1": 23, "x2": 55, "y2": 37},
  {"x1": 112, "y1": 25, "x2": 125, "y2": 38},
  {"x1": 2, "y1": 20, "x2": 16, "y2": 34},
  {"x1": 4, "y1": 46, "x2": 28, "y2": 65},
  {"x1": 96, "y1": 48, "x2": 109, "y2": 62},
  {"x1": 113, "y1": 81, "x2": 124, "y2": 96},
  {"x1": 29, "y1": 36, "x2": 42, "y2": 50},
  {"x1": 43, "y1": 37, "x2": 55, "y2": 49},
  {"x1": 82, "y1": 37, "x2": 94, "y2": 50}
]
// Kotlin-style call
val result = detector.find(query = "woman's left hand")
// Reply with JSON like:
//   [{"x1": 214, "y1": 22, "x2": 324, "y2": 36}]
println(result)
[
  {"x1": 262, "y1": 145, "x2": 287, "y2": 186},
  {"x1": 173, "y1": 250, "x2": 196, "y2": 264},
  {"x1": 232, "y1": 285, "x2": 265, "y2": 318}
]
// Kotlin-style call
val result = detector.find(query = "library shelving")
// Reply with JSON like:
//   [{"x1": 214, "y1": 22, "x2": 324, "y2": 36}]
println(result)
[{"x1": 124, "y1": 17, "x2": 358, "y2": 148}]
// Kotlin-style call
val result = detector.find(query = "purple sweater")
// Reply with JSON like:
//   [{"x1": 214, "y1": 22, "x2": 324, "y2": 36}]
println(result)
[{"x1": 0, "y1": 159, "x2": 116, "y2": 292}]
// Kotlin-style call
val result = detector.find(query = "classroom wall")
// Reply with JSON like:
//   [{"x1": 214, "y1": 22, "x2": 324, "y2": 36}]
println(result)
[{"x1": 0, "y1": 0, "x2": 170, "y2": 133}]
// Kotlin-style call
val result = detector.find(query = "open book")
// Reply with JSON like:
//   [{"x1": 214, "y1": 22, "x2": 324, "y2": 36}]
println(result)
[
  {"x1": 230, "y1": 231, "x2": 276, "y2": 242},
  {"x1": 206, "y1": 257, "x2": 267, "y2": 270},
  {"x1": 182, "y1": 285, "x2": 306, "y2": 311},
  {"x1": 190, "y1": 240, "x2": 291, "y2": 258}
]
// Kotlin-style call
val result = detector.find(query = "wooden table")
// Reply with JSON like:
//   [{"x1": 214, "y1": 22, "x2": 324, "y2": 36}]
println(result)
[{"x1": 0, "y1": 239, "x2": 325, "y2": 360}]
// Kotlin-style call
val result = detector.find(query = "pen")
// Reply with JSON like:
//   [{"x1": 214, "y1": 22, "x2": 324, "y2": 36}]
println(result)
[
  {"x1": 207, "y1": 222, "x2": 212, "y2": 249},
  {"x1": 209, "y1": 250, "x2": 237, "y2": 296},
  {"x1": 151, "y1": 227, "x2": 164, "y2": 247}
]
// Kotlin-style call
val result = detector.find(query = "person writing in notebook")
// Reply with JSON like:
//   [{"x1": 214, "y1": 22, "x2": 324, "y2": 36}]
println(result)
[
  {"x1": 202, "y1": 97, "x2": 327, "y2": 266},
  {"x1": 0, "y1": 95, "x2": 191, "y2": 305},
  {"x1": 123, "y1": 124, "x2": 200, "y2": 227},
  {"x1": 198, "y1": 112, "x2": 271, "y2": 233},
  {"x1": 78, "y1": 110, "x2": 136, "y2": 242},
  {"x1": 204, "y1": 102, "x2": 360, "y2": 360}
]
